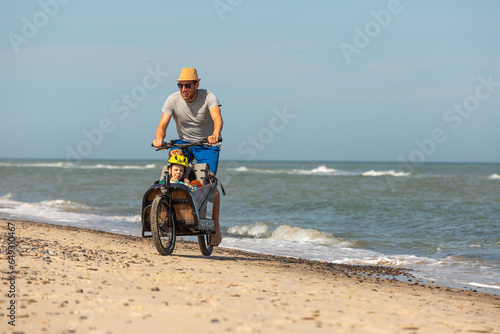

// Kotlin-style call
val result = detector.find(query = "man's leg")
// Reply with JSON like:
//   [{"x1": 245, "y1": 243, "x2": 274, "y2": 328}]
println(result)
[
  {"x1": 191, "y1": 145, "x2": 221, "y2": 245},
  {"x1": 211, "y1": 188, "x2": 221, "y2": 246}
]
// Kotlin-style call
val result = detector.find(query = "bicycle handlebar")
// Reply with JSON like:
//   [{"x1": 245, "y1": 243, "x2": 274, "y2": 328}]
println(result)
[{"x1": 152, "y1": 138, "x2": 222, "y2": 151}]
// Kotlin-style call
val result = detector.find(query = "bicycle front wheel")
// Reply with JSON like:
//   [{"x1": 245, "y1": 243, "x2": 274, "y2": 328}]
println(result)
[{"x1": 151, "y1": 196, "x2": 176, "y2": 255}]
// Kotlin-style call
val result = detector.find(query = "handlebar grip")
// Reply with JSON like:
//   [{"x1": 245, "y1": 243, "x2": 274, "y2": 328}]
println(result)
[
  {"x1": 203, "y1": 137, "x2": 223, "y2": 145},
  {"x1": 152, "y1": 142, "x2": 170, "y2": 150}
]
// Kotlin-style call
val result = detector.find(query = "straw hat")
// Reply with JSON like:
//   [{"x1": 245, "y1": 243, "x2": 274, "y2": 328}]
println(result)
[{"x1": 176, "y1": 68, "x2": 201, "y2": 82}]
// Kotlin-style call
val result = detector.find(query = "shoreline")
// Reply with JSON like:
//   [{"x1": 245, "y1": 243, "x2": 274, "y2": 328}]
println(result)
[
  {"x1": 4, "y1": 215, "x2": 499, "y2": 295},
  {"x1": 2, "y1": 219, "x2": 499, "y2": 333}
]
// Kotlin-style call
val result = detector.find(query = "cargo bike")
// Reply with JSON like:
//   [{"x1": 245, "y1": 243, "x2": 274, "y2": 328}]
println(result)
[{"x1": 141, "y1": 139, "x2": 224, "y2": 256}]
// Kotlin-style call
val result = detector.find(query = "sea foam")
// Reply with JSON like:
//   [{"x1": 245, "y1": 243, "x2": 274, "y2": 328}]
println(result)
[
  {"x1": 362, "y1": 170, "x2": 411, "y2": 177},
  {"x1": 0, "y1": 196, "x2": 140, "y2": 234},
  {"x1": 0, "y1": 161, "x2": 157, "y2": 170},
  {"x1": 227, "y1": 222, "x2": 352, "y2": 247}
]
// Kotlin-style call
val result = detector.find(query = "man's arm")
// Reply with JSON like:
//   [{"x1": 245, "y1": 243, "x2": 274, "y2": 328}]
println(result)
[
  {"x1": 208, "y1": 105, "x2": 223, "y2": 145},
  {"x1": 153, "y1": 113, "x2": 172, "y2": 148}
]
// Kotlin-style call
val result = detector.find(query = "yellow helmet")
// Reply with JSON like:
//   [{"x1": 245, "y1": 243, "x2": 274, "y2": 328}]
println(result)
[{"x1": 168, "y1": 154, "x2": 188, "y2": 168}]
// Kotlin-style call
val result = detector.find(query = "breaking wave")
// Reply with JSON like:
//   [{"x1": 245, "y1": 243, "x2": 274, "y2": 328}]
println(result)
[
  {"x1": 0, "y1": 194, "x2": 140, "y2": 235},
  {"x1": 227, "y1": 222, "x2": 354, "y2": 247},
  {"x1": 362, "y1": 170, "x2": 411, "y2": 177},
  {"x1": 0, "y1": 161, "x2": 157, "y2": 170},
  {"x1": 227, "y1": 165, "x2": 410, "y2": 177}
]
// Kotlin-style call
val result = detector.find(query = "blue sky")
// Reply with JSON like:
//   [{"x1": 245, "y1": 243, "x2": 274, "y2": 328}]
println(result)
[{"x1": 1, "y1": 0, "x2": 499, "y2": 163}]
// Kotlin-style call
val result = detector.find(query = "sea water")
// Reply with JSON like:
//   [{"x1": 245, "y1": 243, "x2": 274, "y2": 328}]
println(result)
[{"x1": 1, "y1": 159, "x2": 499, "y2": 293}]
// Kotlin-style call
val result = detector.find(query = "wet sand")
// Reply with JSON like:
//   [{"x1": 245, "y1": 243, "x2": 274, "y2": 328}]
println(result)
[{"x1": 1, "y1": 219, "x2": 499, "y2": 333}]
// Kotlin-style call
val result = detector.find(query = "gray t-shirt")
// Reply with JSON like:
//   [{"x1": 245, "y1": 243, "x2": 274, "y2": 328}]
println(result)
[{"x1": 161, "y1": 89, "x2": 221, "y2": 141}]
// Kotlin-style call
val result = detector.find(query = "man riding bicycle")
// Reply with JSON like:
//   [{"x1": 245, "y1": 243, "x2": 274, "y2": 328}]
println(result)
[{"x1": 152, "y1": 68, "x2": 223, "y2": 246}]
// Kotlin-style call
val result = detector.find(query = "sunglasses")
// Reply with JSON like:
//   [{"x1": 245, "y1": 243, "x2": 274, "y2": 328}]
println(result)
[{"x1": 177, "y1": 82, "x2": 196, "y2": 89}]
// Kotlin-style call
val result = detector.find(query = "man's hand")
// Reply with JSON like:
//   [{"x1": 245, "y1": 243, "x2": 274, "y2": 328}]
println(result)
[
  {"x1": 152, "y1": 138, "x2": 164, "y2": 148},
  {"x1": 207, "y1": 133, "x2": 220, "y2": 145}
]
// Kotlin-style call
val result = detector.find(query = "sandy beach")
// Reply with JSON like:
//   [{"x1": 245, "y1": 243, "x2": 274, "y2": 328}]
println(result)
[{"x1": 1, "y1": 219, "x2": 499, "y2": 333}]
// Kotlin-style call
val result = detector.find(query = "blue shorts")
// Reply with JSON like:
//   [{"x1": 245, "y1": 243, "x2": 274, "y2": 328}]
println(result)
[{"x1": 172, "y1": 140, "x2": 221, "y2": 174}]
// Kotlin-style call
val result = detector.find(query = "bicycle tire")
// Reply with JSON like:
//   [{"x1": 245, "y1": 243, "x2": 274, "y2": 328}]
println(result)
[{"x1": 151, "y1": 196, "x2": 176, "y2": 255}]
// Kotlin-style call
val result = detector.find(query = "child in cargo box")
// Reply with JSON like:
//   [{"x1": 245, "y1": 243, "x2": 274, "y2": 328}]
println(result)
[{"x1": 166, "y1": 152, "x2": 203, "y2": 190}]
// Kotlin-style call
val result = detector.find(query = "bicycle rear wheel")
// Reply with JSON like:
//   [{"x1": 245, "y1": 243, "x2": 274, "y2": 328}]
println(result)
[
  {"x1": 151, "y1": 196, "x2": 176, "y2": 255},
  {"x1": 198, "y1": 233, "x2": 213, "y2": 256}
]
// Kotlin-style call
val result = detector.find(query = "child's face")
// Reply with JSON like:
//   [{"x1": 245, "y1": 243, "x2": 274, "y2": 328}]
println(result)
[{"x1": 170, "y1": 164, "x2": 185, "y2": 181}]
